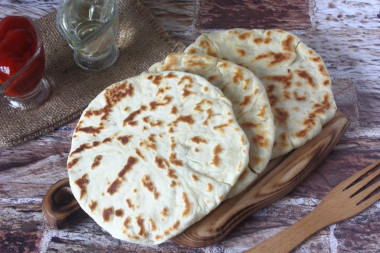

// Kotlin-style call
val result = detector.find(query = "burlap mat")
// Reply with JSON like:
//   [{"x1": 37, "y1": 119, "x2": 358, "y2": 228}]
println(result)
[{"x1": 0, "y1": 0, "x2": 185, "y2": 147}]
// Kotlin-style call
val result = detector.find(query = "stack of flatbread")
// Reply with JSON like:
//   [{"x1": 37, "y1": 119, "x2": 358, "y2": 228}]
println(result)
[{"x1": 67, "y1": 28, "x2": 336, "y2": 245}]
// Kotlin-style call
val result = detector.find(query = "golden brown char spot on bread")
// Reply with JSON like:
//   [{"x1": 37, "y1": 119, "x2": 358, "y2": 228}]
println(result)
[
  {"x1": 164, "y1": 220, "x2": 181, "y2": 236},
  {"x1": 207, "y1": 183, "x2": 213, "y2": 192},
  {"x1": 269, "y1": 93, "x2": 279, "y2": 106},
  {"x1": 178, "y1": 75, "x2": 193, "y2": 86},
  {"x1": 258, "y1": 104, "x2": 268, "y2": 118},
  {"x1": 194, "y1": 99, "x2": 212, "y2": 112},
  {"x1": 281, "y1": 35, "x2": 294, "y2": 52},
  {"x1": 238, "y1": 32, "x2": 251, "y2": 40},
  {"x1": 107, "y1": 179, "x2": 122, "y2": 195},
  {"x1": 283, "y1": 90, "x2": 291, "y2": 100},
  {"x1": 266, "y1": 84, "x2": 276, "y2": 94},
  {"x1": 293, "y1": 90, "x2": 307, "y2": 101},
  {"x1": 152, "y1": 75, "x2": 163, "y2": 86},
  {"x1": 135, "y1": 148, "x2": 145, "y2": 160},
  {"x1": 170, "y1": 180, "x2": 177, "y2": 188},
  {"x1": 264, "y1": 72, "x2": 293, "y2": 89},
  {"x1": 252, "y1": 134, "x2": 269, "y2": 148},
  {"x1": 89, "y1": 200, "x2": 97, "y2": 212},
  {"x1": 91, "y1": 155, "x2": 102, "y2": 170},
  {"x1": 161, "y1": 207, "x2": 169, "y2": 217},
  {"x1": 310, "y1": 56, "x2": 321, "y2": 62},
  {"x1": 213, "y1": 123, "x2": 229, "y2": 132},
  {"x1": 126, "y1": 199, "x2": 135, "y2": 209},
  {"x1": 115, "y1": 209, "x2": 124, "y2": 217},
  {"x1": 102, "y1": 137, "x2": 112, "y2": 143},
  {"x1": 171, "y1": 105, "x2": 178, "y2": 114},
  {"x1": 123, "y1": 105, "x2": 147, "y2": 126},
  {"x1": 182, "y1": 193, "x2": 191, "y2": 217},
  {"x1": 162, "y1": 56, "x2": 179, "y2": 71},
  {"x1": 102, "y1": 207, "x2": 113, "y2": 222},
  {"x1": 77, "y1": 125, "x2": 103, "y2": 134},
  {"x1": 212, "y1": 144, "x2": 223, "y2": 167},
  {"x1": 172, "y1": 115, "x2": 195, "y2": 126},
  {"x1": 253, "y1": 38, "x2": 263, "y2": 44},
  {"x1": 318, "y1": 64, "x2": 329, "y2": 77},
  {"x1": 117, "y1": 135, "x2": 131, "y2": 145},
  {"x1": 118, "y1": 156, "x2": 138, "y2": 178},
  {"x1": 136, "y1": 216, "x2": 147, "y2": 237},
  {"x1": 187, "y1": 59, "x2": 208, "y2": 69},
  {"x1": 323, "y1": 80, "x2": 330, "y2": 86},
  {"x1": 251, "y1": 155, "x2": 264, "y2": 165},
  {"x1": 312, "y1": 93, "x2": 331, "y2": 115},
  {"x1": 207, "y1": 75, "x2": 218, "y2": 82},
  {"x1": 141, "y1": 175, "x2": 160, "y2": 200},
  {"x1": 149, "y1": 219, "x2": 157, "y2": 231},
  {"x1": 233, "y1": 68, "x2": 244, "y2": 84},
  {"x1": 199, "y1": 40, "x2": 218, "y2": 57},
  {"x1": 191, "y1": 174, "x2": 199, "y2": 181},
  {"x1": 293, "y1": 106, "x2": 300, "y2": 112},
  {"x1": 149, "y1": 96, "x2": 173, "y2": 111},
  {"x1": 308, "y1": 49, "x2": 313, "y2": 55},
  {"x1": 274, "y1": 108, "x2": 289, "y2": 127},
  {"x1": 237, "y1": 48, "x2": 246, "y2": 57},
  {"x1": 243, "y1": 79, "x2": 250, "y2": 91},
  {"x1": 279, "y1": 132, "x2": 290, "y2": 148},
  {"x1": 75, "y1": 174, "x2": 89, "y2": 199},
  {"x1": 67, "y1": 157, "x2": 80, "y2": 170},
  {"x1": 165, "y1": 72, "x2": 177, "y2": 78},
  {"x1": 220, "y1": 62, "x2": 230, "y2": 68},
  {"x1": 155, "y1": 155, "x2": 169, "y2": 169},
  {"x1": 124, "y1": 216, "x2": 131, "y2": 227},
  {"x1": 170, "y1": 136, "x2": 176, "y2": 151},
  {"x1": 255, "y1": 51, "x2": 290, "y2": 66},
  {"x1": 295, "y1": 70, "x2": 316, "y2": 88},
  {"x1": 241, "y1": 135, "x2": 246, "y2": 145},
  {"x1": 167, "y1": 169, "x2": 178, "y2": 179},
  {"x1": 190, "y1": 136, "x2": 208, "y2": 144},
  {"x1": 182, "y1": 84, "x2": 195, "y2": 98},
  {"x1": 187, "y1": 48, "x2": 197, "y2": 54},
  {"x1": 240, "y1": 95, "x2": 253, "y2": 107},
  {"x1": 169, "y1": 153, "x2": 184, "y2": 167}
]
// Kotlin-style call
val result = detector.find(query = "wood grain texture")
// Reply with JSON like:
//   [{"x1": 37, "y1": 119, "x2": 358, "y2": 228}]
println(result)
[
  {"x1": 0, "y1": 0, "x2": 379, "y2": 252},
  {"x1": 197, "y1": 0, "x2": 311, "y2": 30},
  {"x1": 248, "y1": 160, "x2": 380, "y2": 253}
]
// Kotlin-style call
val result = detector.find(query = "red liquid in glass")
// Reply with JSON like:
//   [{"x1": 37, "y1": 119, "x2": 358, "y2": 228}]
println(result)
[{"x1": 0, "y1": 16, "x2": 45, "y2": 97}]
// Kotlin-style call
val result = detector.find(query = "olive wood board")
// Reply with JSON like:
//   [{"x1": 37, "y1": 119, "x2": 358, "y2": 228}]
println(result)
[{"x1": 42, "y1": 111, "x2": 350, "y2": 248}]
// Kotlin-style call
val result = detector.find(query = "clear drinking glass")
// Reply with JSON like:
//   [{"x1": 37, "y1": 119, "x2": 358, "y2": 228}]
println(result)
[
  {"x1": 0, "y1": 17, "x2": 50, "y2": 110},
  {"x1": 56, "y1": 0, "x2": 119, "y2": 71}
]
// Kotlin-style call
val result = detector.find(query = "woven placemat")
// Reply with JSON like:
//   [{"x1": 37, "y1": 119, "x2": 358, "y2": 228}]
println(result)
[{"x1": 0, "y1": 0, "x2": 185, "y2": 147}]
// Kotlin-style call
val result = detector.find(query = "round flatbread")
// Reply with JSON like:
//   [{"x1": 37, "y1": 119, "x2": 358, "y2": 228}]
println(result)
[
  {"x1": 149, "y1": 53, "x2": 275, "y2": 198},
  {"x1": 185, "y1": 28, "x2": 337, "y2": 158},
  {"x1": 67, "y1": 71, "x2": 249, "y2": 245}
]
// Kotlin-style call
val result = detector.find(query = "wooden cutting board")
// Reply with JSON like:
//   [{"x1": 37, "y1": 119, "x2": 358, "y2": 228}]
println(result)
[{"x1": 42, "y1": 111, "x2": 350, "y2": 248}]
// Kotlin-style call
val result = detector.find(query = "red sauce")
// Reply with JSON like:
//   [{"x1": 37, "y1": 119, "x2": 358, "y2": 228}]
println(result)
[{"x1": 0, "y1": 16, "x2": 45, "y2": 97}]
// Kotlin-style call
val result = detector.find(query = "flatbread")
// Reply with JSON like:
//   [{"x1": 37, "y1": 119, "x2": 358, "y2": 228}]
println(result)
[
  {"x1": 185, "y1": 28, "x2": 337, "y2": 158},
  {"x1": 149, "y1": 53, "x2": 275, "y2": 197},
  {"x1": 67, "y1": 71, "x2": 249, "y2": 244}
]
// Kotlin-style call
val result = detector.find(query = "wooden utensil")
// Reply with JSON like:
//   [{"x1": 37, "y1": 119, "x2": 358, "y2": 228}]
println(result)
[
  {"x1": 247, "y1": 159, "x2": 380, "y2": 253},
  {"x1": 42, "y1": 111, "x2": 350, "y2": 247}
]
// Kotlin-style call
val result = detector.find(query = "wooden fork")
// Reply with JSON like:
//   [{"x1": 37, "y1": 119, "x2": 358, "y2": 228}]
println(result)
[{"x1": 246, "y1": 159, "x2": 380, "y2": 253}]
